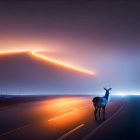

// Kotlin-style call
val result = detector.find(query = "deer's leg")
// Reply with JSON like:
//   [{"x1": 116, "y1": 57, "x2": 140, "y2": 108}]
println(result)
[
  {"x1": 94, "y1": 106, "x2": 98, "y2": 120},
  {"x1": 98, "y1": 107, "x2": 101, "y2": 120},
  {"x1": 103, "y1": 106, "x2": 105, "y2": 120}
]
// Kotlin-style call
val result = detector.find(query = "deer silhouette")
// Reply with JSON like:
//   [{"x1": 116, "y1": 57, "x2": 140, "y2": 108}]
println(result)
[{"x1": 92, "y1": 88, "x2": 112, "y2": 120}]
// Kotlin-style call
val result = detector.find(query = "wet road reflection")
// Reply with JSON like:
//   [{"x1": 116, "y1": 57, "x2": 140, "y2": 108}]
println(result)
[
  {"x1": 32, "y1": 97, "x2": 93, "y2": 132},
  {"x1": 0, "y1": 96, "x2": 124, "y2": 140}
]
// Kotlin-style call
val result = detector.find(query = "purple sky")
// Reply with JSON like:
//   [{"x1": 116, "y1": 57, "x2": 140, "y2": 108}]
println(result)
[{"x1": 0, "y1": 0, "x2": 140, "y2": 95}]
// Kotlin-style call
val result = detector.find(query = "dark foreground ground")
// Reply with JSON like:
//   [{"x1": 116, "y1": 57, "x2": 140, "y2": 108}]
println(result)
[
  {"x1": 0, "y1": 95, "x2": 140, "y2": 140},
  {"x1": 0, "y1": 95, "x2": 66, "y2": 107}
]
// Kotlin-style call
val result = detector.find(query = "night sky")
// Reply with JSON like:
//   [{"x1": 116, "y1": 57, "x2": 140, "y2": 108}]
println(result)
[{"x1": 0, "y1": 0, "x2": 140, "y2": 95}]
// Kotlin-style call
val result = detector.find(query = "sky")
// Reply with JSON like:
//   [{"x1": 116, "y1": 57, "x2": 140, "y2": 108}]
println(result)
[{"x1": 0, "y1": 0, "x2": 140, "y2": 95}]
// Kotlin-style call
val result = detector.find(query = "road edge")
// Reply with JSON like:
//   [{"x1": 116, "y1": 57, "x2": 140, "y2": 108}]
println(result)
[{"x1": 82, "y1": 103, "x2": 125, "y2": 140}]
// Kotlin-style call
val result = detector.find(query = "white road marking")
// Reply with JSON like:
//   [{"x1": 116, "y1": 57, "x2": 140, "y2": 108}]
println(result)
[
  {"x1": 57, "y1": 124, "x2": 85, "y2": 140},
  {"x1": 0, "y1": 124, "x2": 31, "y2": 137}
]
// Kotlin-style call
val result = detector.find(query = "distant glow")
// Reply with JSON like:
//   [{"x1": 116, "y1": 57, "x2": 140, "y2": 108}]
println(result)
[
  {"x1": 113, "y1": 92, "x2": 140, "y2": 96},
  {"x1": 0, "y1": 50, "x2": 95, "y2": 75},
  {"x1": 113, "y1": 93, "x2": 126, "y2": 96},
  {"x1": 31, "y1": 51, "x2": 95, "y2": 75}
]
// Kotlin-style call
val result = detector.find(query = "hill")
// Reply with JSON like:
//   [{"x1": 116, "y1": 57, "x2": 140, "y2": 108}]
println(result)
[{"x1": 0, "y1": 52, "x2": 95, "y2": 95}]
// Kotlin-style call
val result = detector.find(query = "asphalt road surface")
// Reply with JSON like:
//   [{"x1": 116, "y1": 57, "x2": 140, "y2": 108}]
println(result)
[{"x1": 0, "y1": 95, "x2": 138, "y2": 140}]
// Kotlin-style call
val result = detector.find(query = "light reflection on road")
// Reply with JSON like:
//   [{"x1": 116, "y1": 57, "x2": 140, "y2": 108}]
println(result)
[{"x1": 33, "y1": 97, "x2": 93, "y2": 130}]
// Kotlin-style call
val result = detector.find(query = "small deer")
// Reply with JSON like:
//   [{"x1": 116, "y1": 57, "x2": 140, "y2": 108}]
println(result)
[{"x1": 92, "y1": 88, "x2": 112, "y2": 120}]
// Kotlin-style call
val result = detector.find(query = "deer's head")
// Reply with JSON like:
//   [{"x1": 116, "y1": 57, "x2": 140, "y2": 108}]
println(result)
[
  {"x1": 104, "y1": 88, "x2": 112, "y2": 100},
  {"x1": 104, "y1": 88, "x2": 112, "y2": 92}
]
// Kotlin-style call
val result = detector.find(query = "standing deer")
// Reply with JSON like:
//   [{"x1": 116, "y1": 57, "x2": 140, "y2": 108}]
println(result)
[{"x1": 92, "y1": 88, "x2": 112, "y2": 120}]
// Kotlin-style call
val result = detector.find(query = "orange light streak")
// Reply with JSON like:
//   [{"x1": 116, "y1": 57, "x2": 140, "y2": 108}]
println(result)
[
  {"x1": 0, "y1": 50, "x2": 41, "y2": 55},
  {"x1": 31, "y1": 51, "x2": 95, "y2": 75},
  {"x1": 0, "y1": 50, "x2": 30, "y2": 55},
  {"x1": 0, "y1": 50, "x2": 95, "y2": 75}
]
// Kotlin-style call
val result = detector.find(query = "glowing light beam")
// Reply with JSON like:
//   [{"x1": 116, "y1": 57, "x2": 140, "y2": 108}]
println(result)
[
  {"x1": 0, "y1": 50, "x2": 30, "y2": 55},
  {"x1": 31, "y1": 51, "x2": 95, "y2": 76},
  {"x1": 0, "y1": 49, "x2": 41, "y2": 55},
  {"x1": 0, "y1": 50, "x2": 95, "y2": 75}
]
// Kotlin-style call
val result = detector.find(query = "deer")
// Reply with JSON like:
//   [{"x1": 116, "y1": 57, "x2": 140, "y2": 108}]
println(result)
[{"x1": 92, "y1": 88, "x2": 112, "y2": 120}]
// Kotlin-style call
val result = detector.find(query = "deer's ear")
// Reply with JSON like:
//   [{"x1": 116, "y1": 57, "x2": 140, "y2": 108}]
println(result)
[
  {"x1": 104, "y1": 88, "x2": 107, "y2": 90},
  {"x1": 108, "y1": 88, "x2": 112, "y2": 90}
]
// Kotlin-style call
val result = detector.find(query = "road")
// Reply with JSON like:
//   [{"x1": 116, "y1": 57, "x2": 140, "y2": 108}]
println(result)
[
  {"x1": 0, "y1": 95, "x2": 133, "y2": 140},
  {"x1": 87, "y1": 96, "x2": 140, "y2": 140}
]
